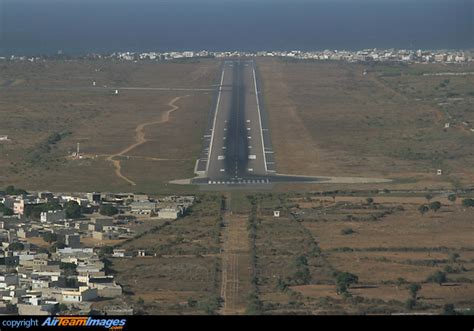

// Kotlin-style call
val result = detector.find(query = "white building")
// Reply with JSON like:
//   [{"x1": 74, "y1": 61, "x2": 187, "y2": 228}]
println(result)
[{"x1": 62, "y1": 287, "x2": 98, "y2": 303}]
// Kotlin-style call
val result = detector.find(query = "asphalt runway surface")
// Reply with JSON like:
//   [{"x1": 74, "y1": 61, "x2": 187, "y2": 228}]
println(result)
[{"x1": 193, "y1": 60, "x2": 329, "y2": 187}]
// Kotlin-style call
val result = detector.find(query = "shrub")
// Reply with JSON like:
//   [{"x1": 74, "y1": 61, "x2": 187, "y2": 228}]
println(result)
[
  {"x1": 429, "y1": 201, "x2": 442, "y2": 212},
  {"x1": 408, "y1": 283, "x2": 421, "y2": 299},
  {"x1": 462, "y1": 199, "x2": 474, "y2": 208},
  {"x1": 405, "y1": 298, "x2": 417, "y2": 310},
  {"x1": 100, "y1": 204, "x2": 118, "y2": 216},
  {"x1": 426, "y1": 271, "x2": 447, "y2": 285},
  {"x1": 341, "y1": 228, "x2": 356, "y2": 235}
]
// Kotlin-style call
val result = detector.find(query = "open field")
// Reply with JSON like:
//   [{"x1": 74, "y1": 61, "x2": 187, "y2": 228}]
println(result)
[
  {"x1": 1, "y1": 58, "x2": 472, "y2": 193},
  {"x1": 258, "y1": 58, "x2": 474, "y2": 191},
  {"x1": 99, "y1": 191, "x2": 474, "y2": 314},
  {"x1": 108, "y1": 194, "x2": 223, "y2": 314},
  {"x1": 0, "y1": 59, "x2": 219, "y2": 193},
  {"x1": 247, "y1": 192, "x2": 474, "y2": 314}
]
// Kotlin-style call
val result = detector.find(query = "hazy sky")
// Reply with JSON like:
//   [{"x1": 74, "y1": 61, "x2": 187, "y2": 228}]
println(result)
[{"x1": 0, "y1": 0, "x2": 472, "y2": 54}]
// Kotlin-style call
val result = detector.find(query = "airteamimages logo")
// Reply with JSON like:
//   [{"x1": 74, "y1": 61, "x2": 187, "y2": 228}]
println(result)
[{"x1": 42, "y1": 317, "x2": 127, "y2": 330}]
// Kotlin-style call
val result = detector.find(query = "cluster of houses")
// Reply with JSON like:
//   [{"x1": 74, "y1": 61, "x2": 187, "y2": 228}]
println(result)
[
  {"x1": 74, "y1": 49, "x2": 474, "y2": 64},
  {"x1": 0, "y1": 189, "x2": 195, "y2": 315},
  {"x1": 3, "y1": 48, "x2": 473, "y2": 64},
  {"x1": 263, "y1": 49, "x2": 473, "y2": 64},
  {"x1": 0, "y1": 247, "x2": 125, "y2": 315}
]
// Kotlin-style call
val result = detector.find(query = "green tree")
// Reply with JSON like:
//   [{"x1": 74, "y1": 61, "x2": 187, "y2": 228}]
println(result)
[
  {"x1": 42, "y1": 232, "x2": 58, "y2": 244},
  {"x1": 187, "y1": 298, "x2": 197, "y2": 308},
  {"x1": 60, "y1": 262, "x2": 78, "y2": 276},
  {"x1": 427, "y1": 271, "x2": 447, "y2": 286},
  {"x1": 9, "y1": 242, "x2": 24, "y2": 251},
  {"x1": 405, "y1": 298, "x2": 416, "y2": 310},
  {"x1": 0, "y1": 203, "x2": 13, "y2": 216},
  {"x1": 408, "y1": 283, "x2": 421, "y2": 300},
  {"x1": 448, "y1": 252, "x2": 460, "y2": 263},
  {"x1": 418, "y1": 205, "x2": 429, "y2": 216},
  {"x1": 429, "y1": 201, "x2": 442, "y2": 213},
  {"x1": 100, "y1": 204, "x2": 118, "y2": 216},
  {"x1": 4, "y1": 185, "x2": 27, "y2": 196},
  {"x1": 24, "y1": 202, "x2": 62, "y2": 220},
  {"x1": 64, "y1": 201, "x2": 82, "y2": 219},
  {"x1": 98, "y1": 246, "x2": 114, "y2": 257},
  {"x1": 245, "y1": 293, "x2": 263, "y2": 315},
  {"x1": 336, "y1": 272, "x2": 358, "y2": 294},
  {"x1": 443, "y1": 304, "x2": 456, "y2": 315},
  {"x1": 396, "y1": 277, "x2": 406, "y2": 288},
  {"x1": 57, "y1": 303, "x2": 69, "y2": 313},
  {"x1": 276, "y1": 277, "x2": 288, "y2": 292},
  {"x1": 425, "y1": 193, "x2": 433, "y2": 202},
  {"x1": 341, "y1": 228, "x2": 355, "y2": 235},
  {"x1": 461, "y1": 199, "x2": 474, "y2": 208},
  {"x1": 447, "y1": 194, "x2": 457, "y2": 204}
]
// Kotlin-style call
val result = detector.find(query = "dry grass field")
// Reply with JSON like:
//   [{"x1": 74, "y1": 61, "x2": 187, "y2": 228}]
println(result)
[
  {"x1": 257, "y1": 58, "x2": 474, "y2": 191},
  {"x1": 0, "y1": 59, "x2": 219, "y2": 193},
  {"x1": 94, "y1": 191, "x2": 474, "y2": 315},
  {"x1": 108, "y1": 195, "x2": 223, "y2": 314},
  {"x1": 248, "y1": 192, "x2": 474, "y2": 314}
]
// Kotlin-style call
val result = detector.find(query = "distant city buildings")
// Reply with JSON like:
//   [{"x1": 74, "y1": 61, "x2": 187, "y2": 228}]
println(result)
[{"x1": 2, "y1": 48, "x2": 473, "y2": 64}]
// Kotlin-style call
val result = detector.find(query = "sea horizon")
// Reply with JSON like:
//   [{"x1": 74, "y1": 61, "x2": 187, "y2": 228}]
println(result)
[{"x1": 0, "y1": 0, "x2": 473, "y2": 56}]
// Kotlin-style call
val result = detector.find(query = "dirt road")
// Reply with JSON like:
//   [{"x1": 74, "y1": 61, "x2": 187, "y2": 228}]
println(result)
[
  {"x1": 219, "y1": 201, "x2": 252, "y2": 315},
  {"x1": 107, "y1": 95, "x2": 189, "y2": 185}
]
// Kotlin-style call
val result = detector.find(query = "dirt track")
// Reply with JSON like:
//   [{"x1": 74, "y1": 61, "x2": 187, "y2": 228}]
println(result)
[
  {"x1": 219, "y1": 212, "x2": 252, "y2": 315},
  {"x1": 107, "y1": 95, "x2": 189, "y2": 185}
]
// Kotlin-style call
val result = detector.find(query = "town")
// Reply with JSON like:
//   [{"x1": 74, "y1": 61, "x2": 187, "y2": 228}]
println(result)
[
  {"x1": 0, "y1": 186, "x2": 195, "y2": 315},
  {"x1": 3, "y1": 48, "x2": 473, "y2": 64}
]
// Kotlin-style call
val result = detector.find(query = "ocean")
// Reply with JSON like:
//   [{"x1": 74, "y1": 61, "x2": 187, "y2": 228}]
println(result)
[{"x1": 0, "y1": 0, "x2": 473, "y2": 56}]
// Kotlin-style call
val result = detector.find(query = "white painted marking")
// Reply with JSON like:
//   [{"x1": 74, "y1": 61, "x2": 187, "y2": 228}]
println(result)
[
  {"x1": 248, "y1": 155, "x2": 257, "y2": 160},
  {"x1": 248, "y1": 168, "x2": 254, "y2": 172},
  {"x1": 252, "y1": 66, "x2": 268, "y2": 173},
  {"x1": 220, "y1": 169, "x2": 225, "y2": 172},
  {"x1": 248, "y1": 136, "x2": 252, "y2": 139},
  {"x1": 247, "y1": 128, "x2": 251, "y2": 131},
  {"x1": 206, "y1": 68, "x2": 226, "y2": 173},
  {"x1": 246, "y1": 120, "x2": 251, "y2": 123},
  {"x1": 218, "y1": 155, "x2": 225, "y2": 160},
  {"x1": 248, "y1": 146, "x2": 252, "y2": 149}
]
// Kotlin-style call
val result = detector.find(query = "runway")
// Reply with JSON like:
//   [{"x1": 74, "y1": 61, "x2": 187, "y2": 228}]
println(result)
[
  {"x1": 194, "y1": 60, "x2": 273, "y2": 184},
  {"x1": 191, "y1": 60, "x2": 392, "y2": 188}
]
